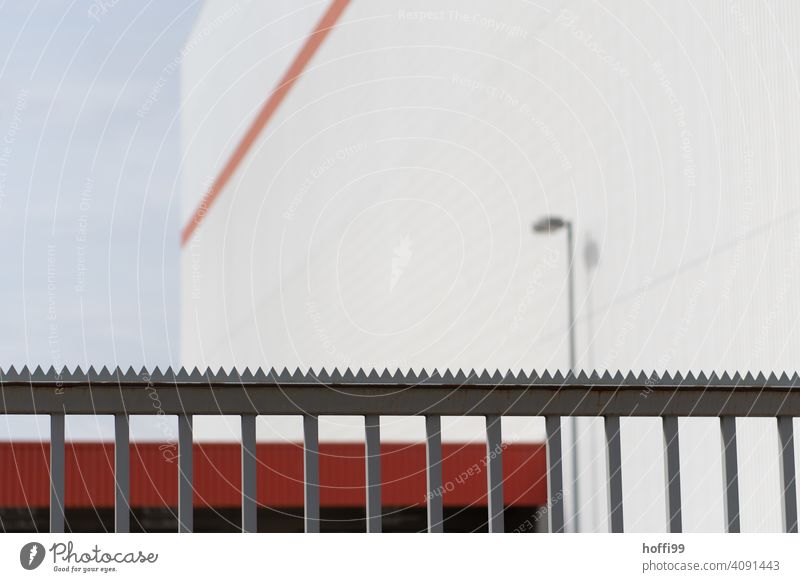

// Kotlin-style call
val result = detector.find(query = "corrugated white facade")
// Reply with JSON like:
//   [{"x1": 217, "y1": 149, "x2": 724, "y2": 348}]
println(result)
[{"x1": 180, "y1": 1, "x2": 800, "y2": 531}]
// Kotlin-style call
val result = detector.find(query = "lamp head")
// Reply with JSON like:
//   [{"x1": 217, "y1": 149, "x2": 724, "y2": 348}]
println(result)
[{"x1": 532, "y1": 216, "x2": 568, "y2": 234}]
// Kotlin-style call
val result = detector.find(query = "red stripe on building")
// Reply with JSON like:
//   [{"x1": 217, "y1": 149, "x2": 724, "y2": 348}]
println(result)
[
  {"x1": 0, "y1": 442, "x2": 547, "y2": 508},
  {"x1": 180, "y1": 0, "x2": 351, "y2": 246}
]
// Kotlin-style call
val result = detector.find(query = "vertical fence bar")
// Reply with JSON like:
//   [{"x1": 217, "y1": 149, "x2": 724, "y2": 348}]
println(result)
[
  {"x1": 178, "y1": 414, "x2": 193, "y2": 533},
  {"x1": 364, "y1": 415, "x2": 382, "y2": 533},
  {"x1": 241, "y1": 415, "x2": 257, "y2": 533},
  {"x1": 50, "y1": 413, "x2": 65, "y2": 533},
  {"x1": 425, "y1": 415, "x2": 444, "y2": 533},
  {"x1": 545, "y1": 416, "x2": 565, "y2": 533},
  {"x1": 114, "y1": 414, "x2": 130, "y2": 533},
  {"x1": 720, "y1": 416, "x2": 740, "y2": 533},
  {"x1": 777, "y1": 416, "x2": 798, "y2": 533},
  {"x1": 486, "y1": 415, "x2": 505, "y2": 533},
  {"x1": 303, "y1": 414, "x2": 320, "y2": 533},
  {"x1": 605, "y1": 416, "x2": 624, "y2": 533},
  {"x1": 663, "y1": 416, "x2": 682, "y2": 533}
]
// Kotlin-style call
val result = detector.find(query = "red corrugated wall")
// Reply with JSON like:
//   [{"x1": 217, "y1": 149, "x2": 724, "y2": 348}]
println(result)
[{"x1": 0, "y1": 442, "x2": 546, "y2": 508}]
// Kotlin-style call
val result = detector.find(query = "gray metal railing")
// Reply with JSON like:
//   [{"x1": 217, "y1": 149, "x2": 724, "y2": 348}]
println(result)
[{"x1": 0, "y1": 366, "x2": 798, "y2": 533}]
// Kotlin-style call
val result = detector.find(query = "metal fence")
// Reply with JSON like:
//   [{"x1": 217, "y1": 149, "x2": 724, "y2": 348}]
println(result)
[{"x1": 0, "y1": 367, "x2": 798, "y2": 533}]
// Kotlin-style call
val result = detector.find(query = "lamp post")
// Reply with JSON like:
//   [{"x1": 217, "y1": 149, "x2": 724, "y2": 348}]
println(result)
[{"x1": 533, "y1": 215, "x2": 579, "y2": 532}]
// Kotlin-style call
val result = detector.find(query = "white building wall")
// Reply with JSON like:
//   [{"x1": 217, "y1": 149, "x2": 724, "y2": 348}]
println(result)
[{"x1": 180, "y1": 0, "x2": 800, "y2": 531}]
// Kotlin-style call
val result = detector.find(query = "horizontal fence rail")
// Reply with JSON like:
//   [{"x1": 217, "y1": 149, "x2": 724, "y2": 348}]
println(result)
[{"x1": 0, "y1": 366, "x2": 798, "y2": 534}]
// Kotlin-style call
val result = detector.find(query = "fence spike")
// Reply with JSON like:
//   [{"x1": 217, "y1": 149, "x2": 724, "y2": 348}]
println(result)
[
  {"x1": 9, "y1": 365, "x2": 795, "y2": 389},
  {"x1": 500, "y1": 370, "x2": 516, "y2": 385}
]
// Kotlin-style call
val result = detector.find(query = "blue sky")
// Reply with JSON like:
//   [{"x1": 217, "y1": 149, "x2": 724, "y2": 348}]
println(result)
[
  {"x1": 0, "y1": 1, "x2": 202, "y2": 438},
  {"x1": 0, "y1": 0, "x2": 202, "y2": 369}
]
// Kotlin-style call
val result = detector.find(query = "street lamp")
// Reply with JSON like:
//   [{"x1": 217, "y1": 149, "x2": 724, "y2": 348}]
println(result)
[{"x1": 532, "y1": 215, "x2": 579, "y2": 533}]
